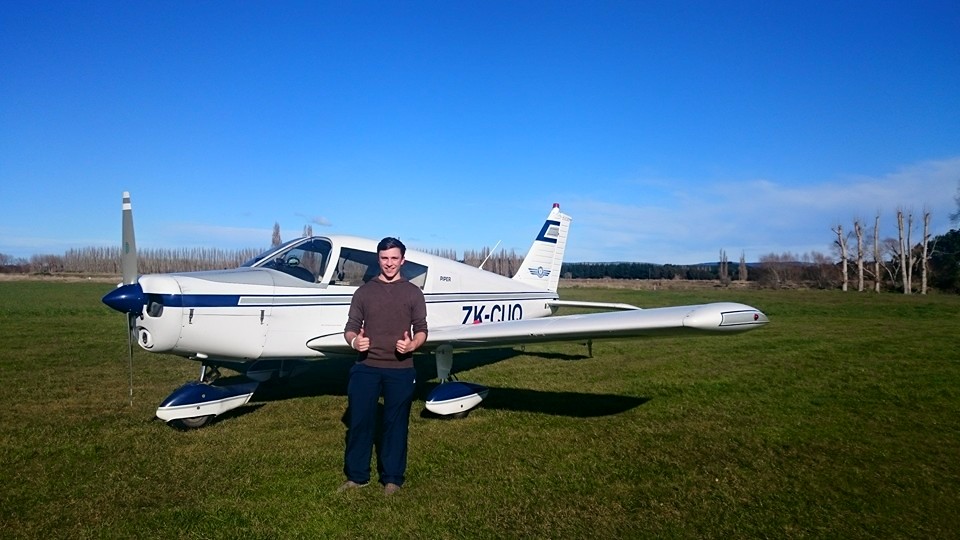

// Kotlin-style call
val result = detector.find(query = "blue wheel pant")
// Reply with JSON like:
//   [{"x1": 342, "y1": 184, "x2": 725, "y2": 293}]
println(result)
[{"x1": 344, "y1": 362, "x2": 417, "y2": 486}]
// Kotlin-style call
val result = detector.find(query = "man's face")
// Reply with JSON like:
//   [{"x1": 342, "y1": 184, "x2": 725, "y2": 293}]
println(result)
[{"x1": 378, "y1": 247, "x2": 405, "y2": 281}]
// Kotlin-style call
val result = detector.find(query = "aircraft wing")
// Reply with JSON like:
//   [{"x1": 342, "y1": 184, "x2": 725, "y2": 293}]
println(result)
[
  {"x1": 424, "y1": 302, "x2": 766, "y2": 348},
  {"x1": 306, "y1": 302, "x2": 767, "y2": 354}
]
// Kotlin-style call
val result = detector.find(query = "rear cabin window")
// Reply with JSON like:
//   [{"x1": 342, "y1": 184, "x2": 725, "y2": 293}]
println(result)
[{"x1": 332, "y1": 248, "x2": 427, "y2": 289}]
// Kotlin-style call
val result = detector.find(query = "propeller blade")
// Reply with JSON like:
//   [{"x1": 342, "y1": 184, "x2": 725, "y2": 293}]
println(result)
[{"x1": 121, "y1": 191, "x2": 138, "y2": 285}]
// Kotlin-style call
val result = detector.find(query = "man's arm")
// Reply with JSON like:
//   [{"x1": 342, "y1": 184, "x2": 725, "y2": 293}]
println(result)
[
  {"x1": 396, "y1": 285, "x2": 428, "y2": 354},
  {"x1": 343, "y1": 290, "x2": 369, "y2": 351}
]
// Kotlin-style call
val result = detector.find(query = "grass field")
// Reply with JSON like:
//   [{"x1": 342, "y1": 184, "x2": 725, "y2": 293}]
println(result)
[{"x1": 1, "y1": 280, "x2": 958, "y2": 539}]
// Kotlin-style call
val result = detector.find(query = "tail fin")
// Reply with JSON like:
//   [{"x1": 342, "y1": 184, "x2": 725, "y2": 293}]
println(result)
[{"x1": 512, "y1": 203, "x2": 571, "y2": 292}]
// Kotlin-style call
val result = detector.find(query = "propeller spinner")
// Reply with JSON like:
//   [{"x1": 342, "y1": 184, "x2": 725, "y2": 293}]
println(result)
[{"x1": 102, "y1": 191, "x2": 141, "y2": 406}]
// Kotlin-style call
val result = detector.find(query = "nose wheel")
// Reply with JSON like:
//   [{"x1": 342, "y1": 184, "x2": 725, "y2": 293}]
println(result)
[
  {"x1": 168, "y1": 365, "x2": 221, "y2": 429},
  {"x1": 163, "y1": 364, "x2": 222, "y2": 430},
  {"x1": 170, "y1": 414, "x2": 212, "y2": 430},
  {"x1": 156, "y1": 364, "x2": 259, "y2": 430}
]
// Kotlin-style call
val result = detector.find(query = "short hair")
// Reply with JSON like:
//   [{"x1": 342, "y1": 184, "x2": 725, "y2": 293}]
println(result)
[{"x1": 377, "y1": 237, "x2": 406, "y2": 256}]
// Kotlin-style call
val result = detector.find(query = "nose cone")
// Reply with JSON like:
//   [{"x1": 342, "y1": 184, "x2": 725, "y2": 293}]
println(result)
[{"x1": 102, "y1": 283, "x2": 146, "y2": 315}]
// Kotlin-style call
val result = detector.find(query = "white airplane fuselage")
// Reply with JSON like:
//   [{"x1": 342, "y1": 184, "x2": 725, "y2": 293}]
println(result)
[
  {"x1": 131, "y1": 234, "x2": 558, "y2": 361},
  {"x1": 103, "y1": 197, "x2": 768, "y2": 427}
]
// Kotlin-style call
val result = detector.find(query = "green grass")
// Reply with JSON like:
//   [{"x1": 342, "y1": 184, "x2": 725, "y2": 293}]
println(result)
[{"x1": 1, "y1": 281, "x2": 959, "y2": 538}]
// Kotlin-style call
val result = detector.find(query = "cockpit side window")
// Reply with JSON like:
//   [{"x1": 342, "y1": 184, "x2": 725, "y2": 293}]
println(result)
[{"x1": 332, "y1": 248, "x2": 379, "y2": 286}]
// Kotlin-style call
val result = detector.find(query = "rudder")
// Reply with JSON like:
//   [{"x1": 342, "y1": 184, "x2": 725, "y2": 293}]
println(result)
[{"x1": 512, "y1": 203, "x2": 571, "y2": 292}]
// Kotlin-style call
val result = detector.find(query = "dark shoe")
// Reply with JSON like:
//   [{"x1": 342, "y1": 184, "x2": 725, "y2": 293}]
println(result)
[
  {"x1": 337, "y1": 480, "x2": 369, "y2": 492},
  {"x1": 384, "y1": 483, "x2": 401, "y2": 495}
]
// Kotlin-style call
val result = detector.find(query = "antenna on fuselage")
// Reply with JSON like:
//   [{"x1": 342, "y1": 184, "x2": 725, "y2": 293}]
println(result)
[{"x1": 478, "y1": 240, "x2": 502, "y2": 270}]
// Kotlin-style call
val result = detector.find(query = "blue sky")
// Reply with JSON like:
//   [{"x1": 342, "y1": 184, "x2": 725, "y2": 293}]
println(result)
[{"x1": 2, "y1": 1, "x2": 958, "y2": 265}]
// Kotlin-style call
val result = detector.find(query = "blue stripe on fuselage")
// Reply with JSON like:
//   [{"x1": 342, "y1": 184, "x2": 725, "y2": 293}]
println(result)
[
  {"x1": 153, "y1": 291, "x2": 557, "y2": 309},
  {"x1": 151, "y1": 294, "x2": 242, "y2": 308}
]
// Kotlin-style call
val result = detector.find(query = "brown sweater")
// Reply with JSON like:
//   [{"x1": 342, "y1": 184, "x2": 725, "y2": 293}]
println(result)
[{"x1": 344, "y1": 277, "x2": 428, "y2": 368}]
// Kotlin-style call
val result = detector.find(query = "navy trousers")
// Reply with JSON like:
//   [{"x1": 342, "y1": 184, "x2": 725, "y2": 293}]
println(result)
[{"x1": 344, "y1": 362, "x2": 417, "y2": 486}]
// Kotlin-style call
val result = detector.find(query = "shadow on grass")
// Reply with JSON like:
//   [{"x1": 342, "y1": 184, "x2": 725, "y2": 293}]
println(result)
[
  {"x1": 249, "y1": 357, "x2": 355, "y2": 402},
  {"x1": 489, "y1": 388, "x2": 648, "y2": 417},
  {"x1": 418, "y1": 383, "x2": 649, "y2": 418},
  {"x1": 156, "y1": 348, "x2": 640, "y2": 427},
  {"x1": 248, "y1": 348, "x2": 525, "y2": 403}
]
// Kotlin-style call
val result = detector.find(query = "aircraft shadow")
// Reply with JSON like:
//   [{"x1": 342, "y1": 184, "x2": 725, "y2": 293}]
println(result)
[
  {"x1": 417, "y1": 382, "x2": 649, "y2": 418},
  {"x1": 417, "y1": 347, "x2": 528, "y2": 378},
  {"x1": 233, "y1": 348, "x2": 648, "y2": 419},
  {"x1": 248, "y1": 348, "x2": 524, "y2": 403},
  {"x1": 484, "y1": 388, "x2": 649, "y2": 417},
  {"x1": 249, "y1": 357, "x2": 354, "y2": 401},
  {"x1": 514, "y1": 349, "x2": 593, "y2": 361}
]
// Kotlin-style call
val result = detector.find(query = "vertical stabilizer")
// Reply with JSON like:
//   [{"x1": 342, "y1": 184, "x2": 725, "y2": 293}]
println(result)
[{"x1": 512, "y1": 203, "x2": 571, "y2": 292}]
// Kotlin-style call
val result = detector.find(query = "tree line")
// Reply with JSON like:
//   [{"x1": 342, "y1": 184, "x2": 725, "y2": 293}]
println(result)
[
  {"x1": 1, "y1": 244, "x2": 739, "y2": 282},
  {"x1": 3, "y1": 241, "x2": 955, "y2": 293},
  {"x1": 559, "y1": 261, "x2": 727, "y2": 281},
  {"x1": 4, "y1": 183, "x2": 959, "y2": 294},
  {"x1": 1, "y1": 246, "x2": 262, "y2": 275},
  {"x1": 0, "y1": 244, "x2": 527, "y2": 278}
]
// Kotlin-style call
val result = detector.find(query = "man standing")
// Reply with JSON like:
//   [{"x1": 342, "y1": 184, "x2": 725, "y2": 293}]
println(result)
[{"x1": 340, "y1": 237, "x2": 427, "y2": 495}]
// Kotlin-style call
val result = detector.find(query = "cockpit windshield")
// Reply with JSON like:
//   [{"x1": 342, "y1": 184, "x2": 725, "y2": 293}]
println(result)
[
  {"x1": 243, "y1": 237, "x2": 333, "y2": 283},
  {"x1": 242, "y1": 239, "x2": 302, "y2": 267}
]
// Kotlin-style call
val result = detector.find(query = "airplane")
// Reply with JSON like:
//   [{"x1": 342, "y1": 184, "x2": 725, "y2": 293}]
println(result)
[{"x1": 102, "y1": 192, "x2": 769, "y2": 429}]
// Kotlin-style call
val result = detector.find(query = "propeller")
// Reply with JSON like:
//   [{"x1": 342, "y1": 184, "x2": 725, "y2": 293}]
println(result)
[
  {"x1": 122, "y1": 192, "x2": 138, "y2": 406},
  {"x1": 102, "y1": 192, "x2": 142, "y2": 406}
]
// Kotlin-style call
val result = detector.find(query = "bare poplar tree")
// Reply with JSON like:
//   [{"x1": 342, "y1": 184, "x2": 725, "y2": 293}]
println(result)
[
  {"x1": 272, "y1": 222, "x2": 282, "y2": 247},
  {"x1": 873, "y1": 214, "x2": 881, "y2": 293},
  {"x1": 739, "y1": 251, "x2": 748, "y2": 282},
  {"x1": 853, "y1": 219, "x2": 864, "y2": 291},
  {"x1": 897, "y1": 209, "x2": 910, "y2": 294},
  {"x1": 719, "y1": 249, "x2": 729, "y2": 283},
  {"x1": 832, "y1": 224, "x2": 848, "y2": 291},
  {"x1": 921, "y1": 210, "x2": 931, "y2": 294},
  {"x1": 906, "y1": 211, "x2": 915, "y2": 294},
  {"x1": 303, "y1": 224, "x2": 314, "y2": 237}
]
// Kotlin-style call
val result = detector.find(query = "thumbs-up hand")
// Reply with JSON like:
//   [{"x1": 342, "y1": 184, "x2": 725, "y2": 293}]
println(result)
[
  {"x1": 396, "y1": 330, "x2": 415, "y2": 354},
  {"x1": 353, "y1": 328, "x2": 370, "y2": 352}
]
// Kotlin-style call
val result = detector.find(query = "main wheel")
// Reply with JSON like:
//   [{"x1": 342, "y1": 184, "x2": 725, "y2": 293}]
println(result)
[{"x1": 170, "y1": 415, "x2": 213, "y2": 430}]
